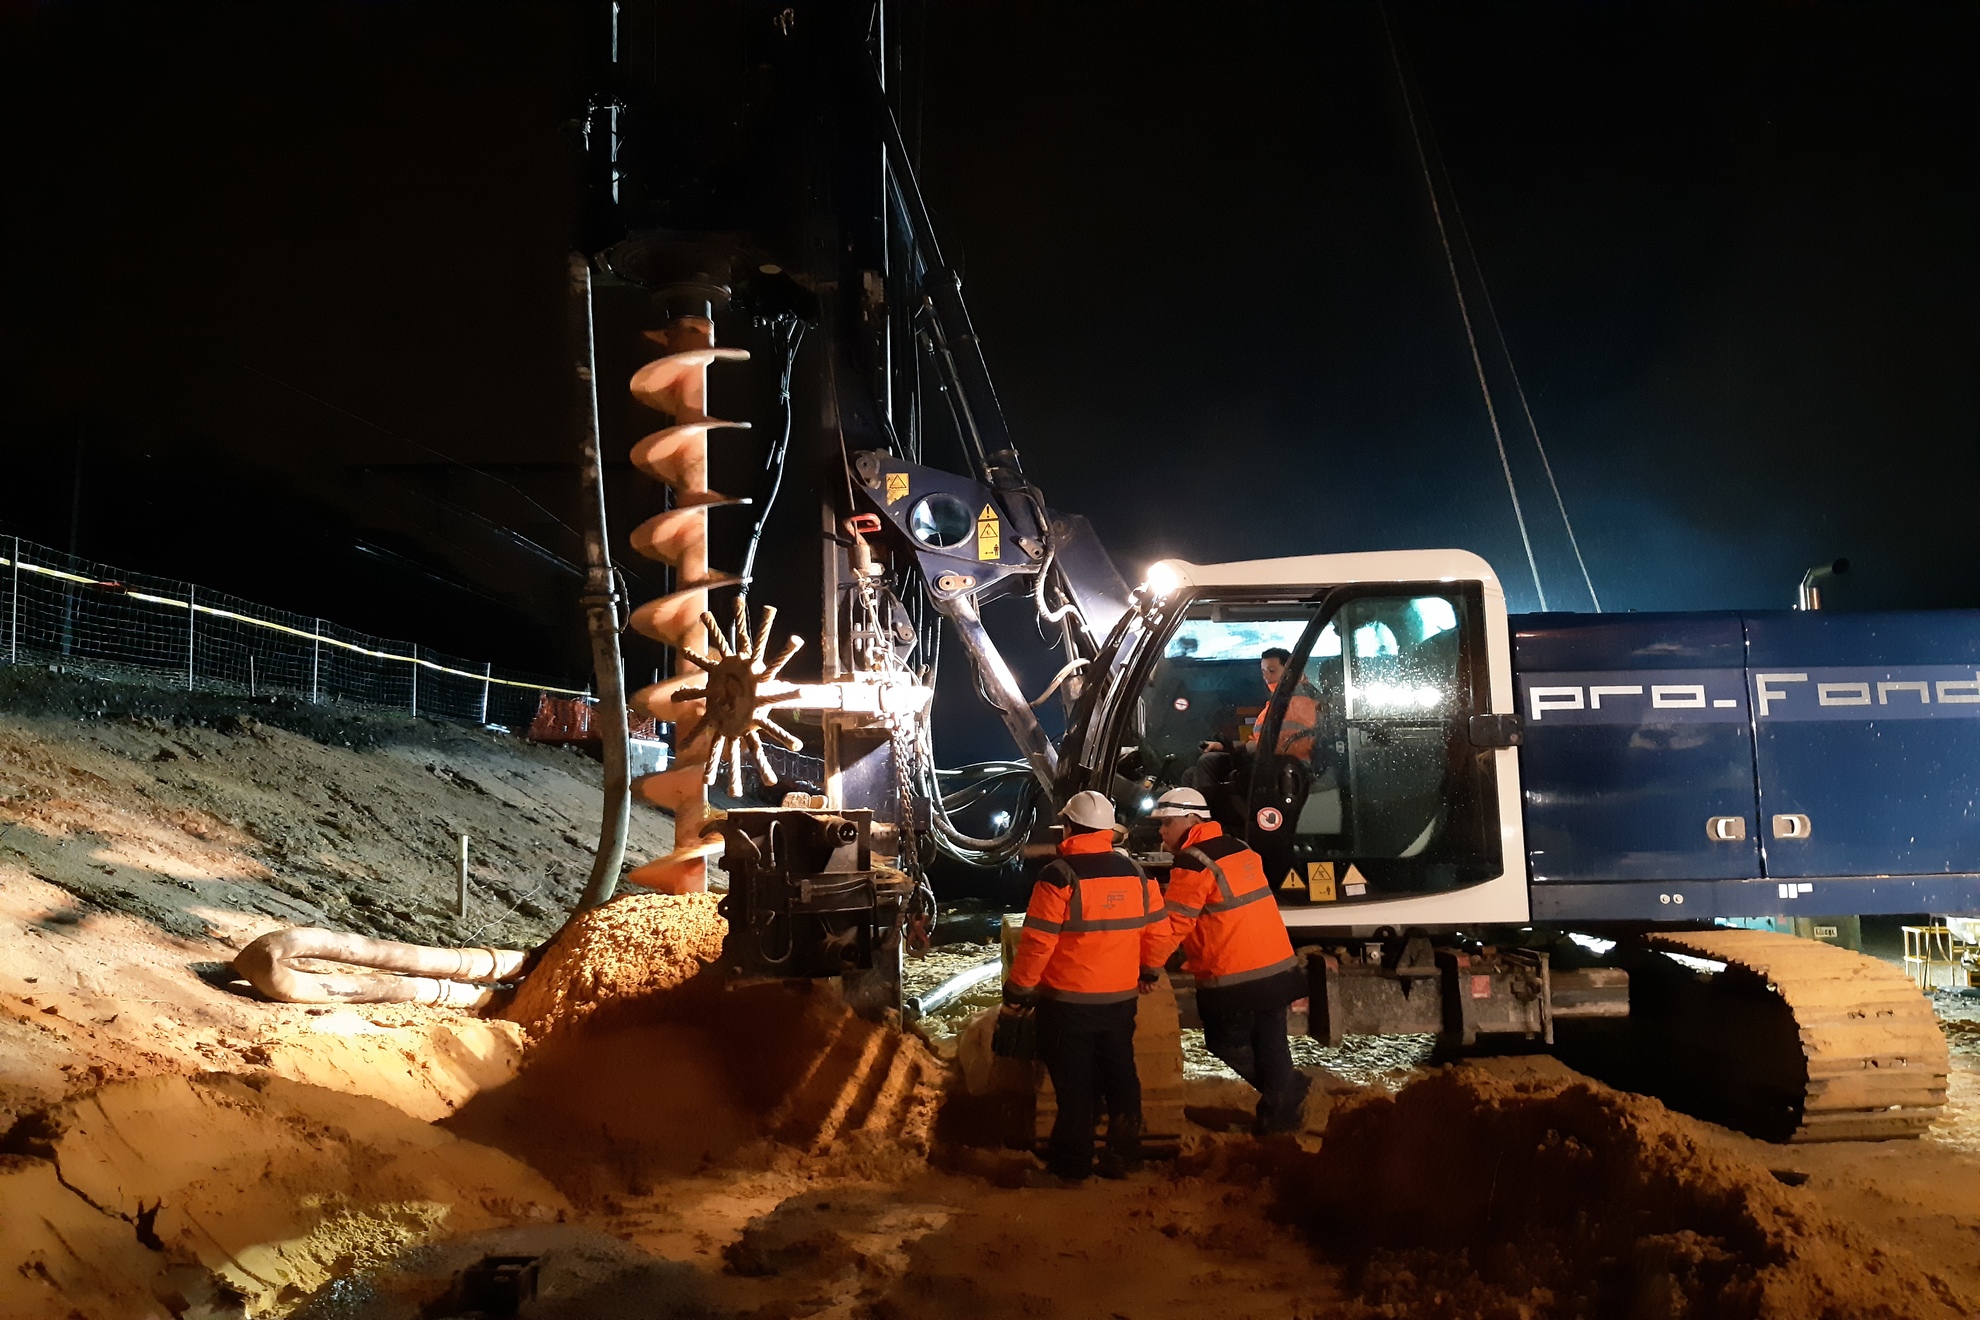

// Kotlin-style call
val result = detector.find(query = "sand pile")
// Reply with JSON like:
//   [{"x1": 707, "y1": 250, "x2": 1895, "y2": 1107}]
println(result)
[
  {"x1": 456, "y1": 893, "x2": 946, "y2": 1204},
  {"x1": 501, "y1": 891, "x2": 727, "y2": 1042},
  {"x1": 0, "y1": 1071, "x2": 566, "y2": 1320},
  {"x1": 1282, "y1": 1061, "x2": 1970, "y2": 1320}
]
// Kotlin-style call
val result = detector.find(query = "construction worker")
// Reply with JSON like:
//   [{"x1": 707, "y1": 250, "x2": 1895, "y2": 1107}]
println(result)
[
  {"x1": 1192, "y1": 647, "x2": 1321, "y2": 796},
  {"x1": 1150, "y1": 786, "x2": 1311, "y2": 1133},
  {"x1": 1002, "y1": 789, "x2": 1169, "y2": 1183},
  {"x1": 1252, "y1": 647, "x2": 1320, "y2": 758}
]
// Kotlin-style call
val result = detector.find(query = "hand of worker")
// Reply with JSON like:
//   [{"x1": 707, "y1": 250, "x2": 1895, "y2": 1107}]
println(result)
[
  {"x1": 998, "y1": 1002, "x2": 1032, "y2": 1019},
  {"x1": 1137, "y1": 970, "x2": 1161, "y2": 995}
]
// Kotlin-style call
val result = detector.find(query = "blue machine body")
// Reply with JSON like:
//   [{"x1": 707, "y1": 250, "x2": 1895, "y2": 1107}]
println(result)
[{"x1": 1511, "y1": 609, "x2": 1980, "y2": 921}]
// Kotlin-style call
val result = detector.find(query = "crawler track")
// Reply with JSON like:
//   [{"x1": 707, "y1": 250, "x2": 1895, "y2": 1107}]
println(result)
[{"x1": 1646, "y1": 928, "x2": 1948, "y2": 1141}]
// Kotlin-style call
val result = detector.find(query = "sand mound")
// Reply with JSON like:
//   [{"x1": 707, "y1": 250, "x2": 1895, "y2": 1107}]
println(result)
[
  {"x1": 1281, "y1": 1061, "x2": 1970, "y2": 1319},
  {"x1": 501, "y1": 891, "x2": 727, "y2": 1042},
  {"x1": 0, "y1": 1071, "x2": 566, "y2": 1320},
  {"x1": 456, "y1": 980, "x2": 947, "y2": 1203},
  {"x1": 459, "y1": 894, "x2": 947, "y2": 1203}
]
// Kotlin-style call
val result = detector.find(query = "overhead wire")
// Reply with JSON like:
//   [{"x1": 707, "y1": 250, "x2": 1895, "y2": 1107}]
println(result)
[
  {"x1": 1471, "y1": 272, "x2": 1603, "y2": 613},
  {"x1": 1380, "y1": 3, "x2": 1549, "y2": 611}
]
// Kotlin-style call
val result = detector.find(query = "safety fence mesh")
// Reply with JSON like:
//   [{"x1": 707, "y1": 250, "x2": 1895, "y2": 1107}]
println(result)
[{"x1": 0, "y1": 531, "x2": 588, "y2": 728}]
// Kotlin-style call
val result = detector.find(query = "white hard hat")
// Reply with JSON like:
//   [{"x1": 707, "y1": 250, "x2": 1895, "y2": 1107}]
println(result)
[
  {"x1": 1057, "y1": 790, "x2": 1117, "y2": 831},
  {"x1": 1150, "y1": 786, "x2": 1211, "y2": 819}
]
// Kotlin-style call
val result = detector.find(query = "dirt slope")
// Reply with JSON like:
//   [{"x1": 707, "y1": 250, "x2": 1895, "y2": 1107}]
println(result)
[
  {"x1": 0, "y1": 667, "x2": 675, "y2": 1129},
  {"x1": 0, "y1": 666, "x2": 678, "y2": 952}
]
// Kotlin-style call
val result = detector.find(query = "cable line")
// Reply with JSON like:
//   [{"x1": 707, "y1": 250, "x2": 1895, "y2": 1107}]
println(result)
[
  {"x1": 1381, "y1": 3, "x2": 1547, "y2": 610},
  {"x1": 1473, "y1": 274, "x2": 1603, "y2": 612}
]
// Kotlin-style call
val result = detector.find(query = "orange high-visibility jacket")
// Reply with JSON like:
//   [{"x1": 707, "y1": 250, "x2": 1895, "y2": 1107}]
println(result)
[
  {"x1": 1256, "y1": 679, "x2": 1320, "y2": 759},
  {"x1": 1162, "y1": 820, "x2": 1297, "y2": 989},
  {"x1": 1007, "y1": 831, "x2": 1168, "y2": 1005}
]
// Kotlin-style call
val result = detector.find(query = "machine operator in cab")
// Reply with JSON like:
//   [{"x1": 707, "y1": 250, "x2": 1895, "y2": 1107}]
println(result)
[
  {"x1": 1187, "y1": 647, "x2": 1323, "y2": 831},
  {"x1": 1003, "y1": 791, "x2": 1169, "y2": 1183},
  {"x1": 1200, "y1": 647, "x2": 1321, "y2": 758},
  {"x1": 1149, "y1": 786, "x2": 1312, "y2": 1133}
]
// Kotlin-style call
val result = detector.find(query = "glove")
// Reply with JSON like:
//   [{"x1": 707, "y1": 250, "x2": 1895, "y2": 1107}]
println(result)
[{"x1": 991, "y1": 1007, "x2": 1037, "y2": 1060}]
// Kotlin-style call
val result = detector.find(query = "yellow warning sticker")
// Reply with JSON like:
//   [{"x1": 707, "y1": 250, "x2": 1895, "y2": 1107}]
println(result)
[
  {"x1": 1342, "y1": 863, "x2": 1368, "y2": 895},
  {"x1": 1307, "y1": 861, "x2": 1337, "y2": 902},
  {"x1": 885, "y1": 472, "x2": 910, "y2": 505},
  {"x1": 976, "y1": 505, "x2": 1000, "y2": 561},
  {"x1": 1281, "y1": 873, "x2": 1307, "y2": 893}
]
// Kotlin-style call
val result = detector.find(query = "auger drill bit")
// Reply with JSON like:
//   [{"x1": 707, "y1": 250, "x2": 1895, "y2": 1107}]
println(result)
[{"x1": 620, "y1": 313, "x2": 749, "y2": 894}]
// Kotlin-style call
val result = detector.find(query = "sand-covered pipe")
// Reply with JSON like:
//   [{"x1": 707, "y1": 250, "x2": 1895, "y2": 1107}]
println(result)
[
  {"x1": 234, "y1": 928, "x2": 530, "y2": 1008},
  {"x1": 904, "y1": 956, "x2": 1003, "y2": 1022}
]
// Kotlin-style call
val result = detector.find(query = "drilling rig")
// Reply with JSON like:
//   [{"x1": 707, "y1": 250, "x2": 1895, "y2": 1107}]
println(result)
[{"x1": 575, "y1": 2, "x2": 1961, "y2": 1144}]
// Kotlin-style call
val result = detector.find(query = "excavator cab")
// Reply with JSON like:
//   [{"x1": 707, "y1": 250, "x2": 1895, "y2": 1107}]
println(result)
[{"x1": 1067, "y1": 549, "x2": 1531, "y2": 928}]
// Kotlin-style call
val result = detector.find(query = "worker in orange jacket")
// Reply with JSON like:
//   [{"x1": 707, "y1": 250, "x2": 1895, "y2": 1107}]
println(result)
[
  {"x1": 1151, "y1": 786, "x2": 1311, "y2": 1133},
  {"x1": 1252, "y1": 647, "x2": 1320, "y2": 758},
  {"x1": 1188, "y1": 648, "x2": 1322, "y2": 827},
  {"x1": 1003, "y1": 790, "x2": 1169, "y2": 1182}
]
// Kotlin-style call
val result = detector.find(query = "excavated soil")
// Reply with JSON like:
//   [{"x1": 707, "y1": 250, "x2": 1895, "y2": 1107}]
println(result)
[
  {"x1": 500, "y1": 891, "x2": 728, "y2": 1043},
  {"x1": 1284, "y1": 1058, "x2": 1972, "y2": 1319},
  {"x1": 1, "y1": 1070, "x2": 566, "y2": 1318},
  {"x1": 459, "y1": 893, "x2": 946, "y2": 1205}
]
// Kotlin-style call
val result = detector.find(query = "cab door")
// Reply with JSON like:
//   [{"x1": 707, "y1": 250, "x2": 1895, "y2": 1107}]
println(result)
[{"x1": 1247, "y1": 582, "x2": 1528, "y2": 925}]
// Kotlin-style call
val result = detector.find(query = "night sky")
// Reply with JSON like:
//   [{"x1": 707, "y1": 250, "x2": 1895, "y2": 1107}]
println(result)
[{"x1": 3, "y1": 3, "x2": 1976, "y2": 725}]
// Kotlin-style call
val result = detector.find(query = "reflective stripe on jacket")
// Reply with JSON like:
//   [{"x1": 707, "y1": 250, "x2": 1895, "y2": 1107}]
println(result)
[
  {"x1": 1163, "y1": 820, "x2": 1297, "y2": 988},
  {"x1": 1008, "y1": 831, "x2": 1168, "y2": 1005}
]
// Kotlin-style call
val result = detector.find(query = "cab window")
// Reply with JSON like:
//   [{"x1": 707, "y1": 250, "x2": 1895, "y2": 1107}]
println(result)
[
  {"x1": 1108, "y1": 597, "x2": 1321, "y2": 852},
  {"x1": 1260, "y1": 589, "x2": 1500, "y2": 898}
]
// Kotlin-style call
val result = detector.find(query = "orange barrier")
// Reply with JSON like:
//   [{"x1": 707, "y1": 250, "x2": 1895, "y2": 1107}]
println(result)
[{"x1": 525, "y1": 692, "x2": 659, "y2": 745}]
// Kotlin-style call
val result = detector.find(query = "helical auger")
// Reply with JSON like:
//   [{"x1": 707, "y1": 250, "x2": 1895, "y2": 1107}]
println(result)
[{"x1": 622, "y1": 312, "x2": 757, "y2": 893}]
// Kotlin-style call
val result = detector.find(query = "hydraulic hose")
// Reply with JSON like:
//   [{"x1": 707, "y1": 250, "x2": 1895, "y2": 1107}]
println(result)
[
  {"x1": 234, "y1": 928, "x2": 530, "y2": 1008},
  {"x1": 904, "y1": 955, "x2": 1003, "y2": 1021}
]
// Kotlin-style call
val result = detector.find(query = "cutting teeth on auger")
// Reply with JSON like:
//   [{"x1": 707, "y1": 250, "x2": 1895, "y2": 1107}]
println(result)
[{"x1": 668, "y1": 602, "x2": 807, "y2": 799}]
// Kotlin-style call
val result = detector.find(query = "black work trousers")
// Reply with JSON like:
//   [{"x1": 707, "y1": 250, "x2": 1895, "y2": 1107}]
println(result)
[
  {"x1": 1036, "y1": 998, "x2": 1141, "y2": 1180},
  {"x1": 1201, "y1": 1003, "x2": 1304, "y2": 1133}
]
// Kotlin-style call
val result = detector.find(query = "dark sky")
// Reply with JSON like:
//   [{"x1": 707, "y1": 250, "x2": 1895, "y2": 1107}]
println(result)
[
  {"x1": 2, "y1": 1, "x2": 1976, "y2": 703},
  {"x1": 915, "y1": 2, "x2": 1980, "y2": 617}
]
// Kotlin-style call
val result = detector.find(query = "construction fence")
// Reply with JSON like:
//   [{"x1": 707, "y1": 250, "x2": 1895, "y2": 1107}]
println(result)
[{"x1": 0, "y1": 531, "x2": 589, "y2": 728}]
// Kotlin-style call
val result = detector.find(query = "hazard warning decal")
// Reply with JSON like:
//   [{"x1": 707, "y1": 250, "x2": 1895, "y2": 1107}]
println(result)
[
  {"x1": 1255, "y1": 806, "x2": 1283, "y2": 832},
  {"x1": 975, "y1": 505, "x2": 1000, "y2": 561},
  {"x1": 885, "y1": 472, "x2": 910, "y2": 505}
]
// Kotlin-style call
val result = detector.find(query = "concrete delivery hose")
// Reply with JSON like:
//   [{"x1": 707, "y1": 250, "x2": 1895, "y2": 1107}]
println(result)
[{"x1": 234, "y1": 928, "x2": 531, "y2": 1009}]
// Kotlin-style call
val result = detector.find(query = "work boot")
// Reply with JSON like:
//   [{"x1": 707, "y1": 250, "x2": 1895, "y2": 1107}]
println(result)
[
  {"x1": 1022, "y1": 1166, "x2": 1087, "y2": 1189},
  {"x1": 1260, "y1": 1071, "x2": 1314, "y2": 1135},
  {"x1": 1099, "y1": 1113, "x2": 1145, "y2": 1178},
  {"x1": 1094, "y1": 1150, "x2": 1144, "y2": 1180}
]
